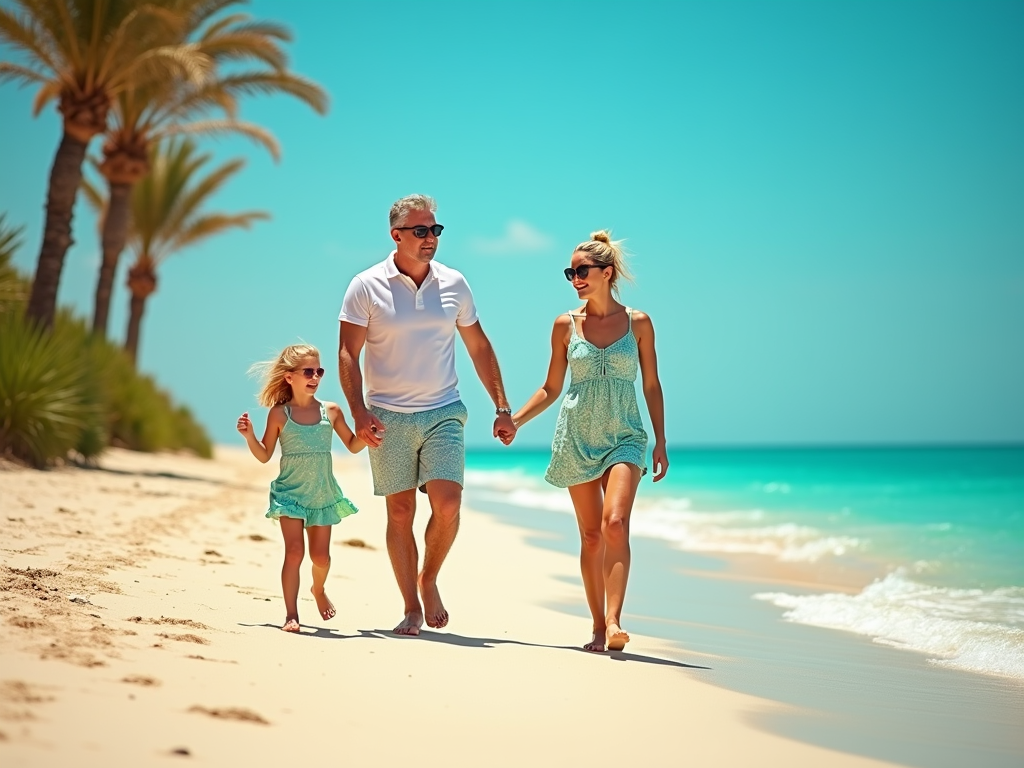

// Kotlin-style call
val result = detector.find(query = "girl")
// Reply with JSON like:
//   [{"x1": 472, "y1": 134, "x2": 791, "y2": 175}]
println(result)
[
  {"x1": 512, "y1": 231, "x2": 669, "y2": 652},
  {"x1": 237, "y1": 343, "x2": 364, "y2": 632}
]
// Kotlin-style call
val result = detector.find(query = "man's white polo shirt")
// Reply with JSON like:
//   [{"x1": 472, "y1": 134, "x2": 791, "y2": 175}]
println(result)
[{"x1": 339, "y1": 251, "x2": 479, "y2": 413}]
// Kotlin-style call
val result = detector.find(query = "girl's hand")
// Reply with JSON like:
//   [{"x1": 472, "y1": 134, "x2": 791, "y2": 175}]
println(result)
[
  {"x1": 651, "y1": 442, "x2": 669, "y2": 482},
  {"x1": 237, "y1": 412, "x2": 253, "y2": 438}
]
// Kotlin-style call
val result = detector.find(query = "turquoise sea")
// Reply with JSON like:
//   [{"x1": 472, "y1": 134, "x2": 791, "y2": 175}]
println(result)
[{"x1": 464, "y1": 446, "x2": 1024, "y2": 682}]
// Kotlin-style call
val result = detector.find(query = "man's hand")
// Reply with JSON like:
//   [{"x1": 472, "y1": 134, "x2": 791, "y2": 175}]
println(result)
[
  {"x1": 354, "y1": 409, "x2": 386, "y2": 448},
  {"x1": 493, "y1": 413, "x2": 517, "y2": 446}
]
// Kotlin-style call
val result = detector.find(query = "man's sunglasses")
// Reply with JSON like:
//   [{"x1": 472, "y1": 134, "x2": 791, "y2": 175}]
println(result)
[
  {"x1": 294, "y1": 367, "x2": 325, "y2": 379},
  {"x1": 394, "y1": 224, "x2": 444, "y2": 238},
  {"x1": 564, "y1": 264, "x2": 608, "y2": 281}
]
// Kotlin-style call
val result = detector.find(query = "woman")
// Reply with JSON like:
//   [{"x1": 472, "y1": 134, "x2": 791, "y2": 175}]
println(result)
[{"x1": 513, "y1": 230, "x2": 668, "y2": 652}]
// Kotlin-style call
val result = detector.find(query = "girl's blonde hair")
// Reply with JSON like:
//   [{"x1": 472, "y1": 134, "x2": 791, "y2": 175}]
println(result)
[
  {"x1": 250, "y1": 343, "x2": 320, "y2": 407},
  {"x1": 574, "y1": 230, "x2": 634, "y2": 296}
]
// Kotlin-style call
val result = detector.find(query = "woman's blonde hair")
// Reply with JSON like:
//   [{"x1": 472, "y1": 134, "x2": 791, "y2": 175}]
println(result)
[
  {"x1": 574, "y1": 230, "x2": 634, "y2": 296},
  {"x1": 250, "y1": 343, "x2": 320, "y2": 407}
]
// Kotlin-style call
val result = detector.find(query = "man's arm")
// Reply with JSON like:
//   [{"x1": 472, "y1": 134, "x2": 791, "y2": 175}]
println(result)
[
  {"x1": 338, "y1": 321, "x2": 385, "y2": 448},
  {"x1": 457, "y1": 320, "x2": 516, "y2": 444}
]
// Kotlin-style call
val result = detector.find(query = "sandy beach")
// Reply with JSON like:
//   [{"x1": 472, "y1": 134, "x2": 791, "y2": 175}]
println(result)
[{"x1": 0, "y1": 446, "x2": 932, "y2": 767}]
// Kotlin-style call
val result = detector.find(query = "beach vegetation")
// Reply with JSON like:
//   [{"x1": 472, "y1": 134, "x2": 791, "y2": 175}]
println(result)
[
  {"x1": 0, "y1": 0, "x2": 215, "y2": 330},
  {"x1": 82, "y1": 137, "x2": 268, "y2": 364},
  {"x1": 0, "y1": 214, "x2": 210, "y2": 466},
  {"x1": 89, "y1": 2, "x2": 326, "y2": 338}
]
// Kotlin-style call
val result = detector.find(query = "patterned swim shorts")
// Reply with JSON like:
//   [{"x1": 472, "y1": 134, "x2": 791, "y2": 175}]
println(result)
[{"x1": 367, "y1": 400, "x2": 468, "y2": 497}]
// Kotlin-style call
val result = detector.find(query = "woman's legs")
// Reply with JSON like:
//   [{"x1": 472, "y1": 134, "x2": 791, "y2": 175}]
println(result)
[
  {"x1": 601, "y1": 463, "x2": 642, "y2": 649},
  {"x1": 279, "y1": 517, "x2": 306, "y2": 631},
  {"x1": 568, "y1": 478, "x2": 607, "y2": 651},
  {"x1": 306, "y1": 525, "x2": 336, "y2": 620}
]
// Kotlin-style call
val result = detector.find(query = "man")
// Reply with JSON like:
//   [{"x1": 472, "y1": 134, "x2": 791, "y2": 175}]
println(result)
[{"x1": 338, "y1": 194, "x2": 516, "y2": 635}]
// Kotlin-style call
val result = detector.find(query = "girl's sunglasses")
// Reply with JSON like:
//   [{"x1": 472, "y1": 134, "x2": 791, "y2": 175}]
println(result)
[
  {"x1": 564, "y1": 264, "x2": 608, "y2": 281},
  {"x1": 294, "y1": 367, "x2": 325, "y2": 379},
  {"x1": 394, "y1": 224, "x2": 444, "y2": 238}
]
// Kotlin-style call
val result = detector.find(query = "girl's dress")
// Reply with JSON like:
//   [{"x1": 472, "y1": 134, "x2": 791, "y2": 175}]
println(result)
[
  {"x1": 545, "y1": 308, "x2": 648, "y2": 488},
  {"x1": 267, "y1": 401, "x2": 358, "y2": 527}
]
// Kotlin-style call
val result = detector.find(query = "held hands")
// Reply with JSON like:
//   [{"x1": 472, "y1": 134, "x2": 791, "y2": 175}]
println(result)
[
  {"x1": 354, "y1": 408, "x2": 386, "y2": 448},
  {"x1": 493, "y1": 412, "x2": 517, "y2": 446},
  {"x1": 651, "y1": 441, "x2": 669, "y2": 482}
]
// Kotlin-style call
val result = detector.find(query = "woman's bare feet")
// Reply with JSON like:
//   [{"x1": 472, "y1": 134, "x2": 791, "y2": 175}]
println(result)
[
  {"x1": 583, "y1": 626, "x2": 607, "y2": 653},
  {"x1": 418, "y1": 573, "x2": 449, "y2": 629},
  {"x1": 393, "y1": 611, "x2": 423, "y2": 636},
  {"x1": 310, "y1": 587, "x2": 336, "y2": 621},
  {"x1": 281, "y1": 616, "x2": 301, "y2": 633},
  {"x1": 606, "y1": 622, "x2": 630, "y2": 651}
]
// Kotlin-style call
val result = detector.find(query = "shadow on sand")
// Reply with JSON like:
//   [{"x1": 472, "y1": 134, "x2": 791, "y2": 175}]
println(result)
[{"x1": 238, "y1": 623, "x2": 709, "y2": 670}]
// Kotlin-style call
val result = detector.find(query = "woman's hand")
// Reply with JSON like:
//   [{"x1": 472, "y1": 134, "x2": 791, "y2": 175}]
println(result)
[{"x1": 651, "y1": 441, "x2": 669, "y2": 482}]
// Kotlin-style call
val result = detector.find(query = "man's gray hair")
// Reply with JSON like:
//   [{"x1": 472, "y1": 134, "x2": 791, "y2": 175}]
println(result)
[{"x1": 389, "y1": 194, "x2": 437, "y2": 228}]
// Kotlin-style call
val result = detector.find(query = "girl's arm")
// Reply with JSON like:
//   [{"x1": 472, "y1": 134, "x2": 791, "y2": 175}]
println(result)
[
  {"x1": 511, "y1": 315, "x2": 571, "y2": 429},
  {"x1": 327, "y1": 402, "x2": 366, "y2": 453},
  {"x1": 237, "y1": 406, "x2": 285, "y2": 463},
  {"x1": 633, "y1": 311, "x2": 669, "y2": 481}
]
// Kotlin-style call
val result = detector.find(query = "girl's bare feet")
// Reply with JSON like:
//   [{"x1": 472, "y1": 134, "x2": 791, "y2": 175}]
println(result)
[
  {"x1": 606, "y1": 622, "x2": 629, "y2": 651},
  {"x1": 281, "y1": 616, "x2": 301, "y2": 632},
  {"x1": 584, "y1": 626, "x2": 607, "y2": 653},
  {"x1": 311, "y1": 587, "x2": 336, "y2": 620}
]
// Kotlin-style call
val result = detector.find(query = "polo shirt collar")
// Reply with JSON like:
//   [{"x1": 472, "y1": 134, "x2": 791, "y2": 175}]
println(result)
[{"x1": 383, "y1": 250, "x2": 436, "y2": 282}]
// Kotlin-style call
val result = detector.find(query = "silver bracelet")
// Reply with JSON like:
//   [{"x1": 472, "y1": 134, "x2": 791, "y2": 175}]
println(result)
[{"x1": 495, "y1": 407, "x2": 512, "y2": 416}]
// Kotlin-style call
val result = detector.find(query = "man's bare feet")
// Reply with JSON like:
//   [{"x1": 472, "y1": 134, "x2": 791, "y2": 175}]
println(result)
[
  {"x1": 583, "y1": 627, "x2": 606, "y2": 653},
  {"x1": 606, "y1": 622, "x2": 630, "y2": 651},
  {"x1": 418, "y1": 573, "x2": 449, "y2": 629},
  {"x1": 311, "y1": 587, "x2": 336, "y2": 621},
  {"x1": 281, "y1": 617, "x2": 301, "y2": 633},
  {"x1": 393, "y1": 611, "x2": 423, "y2": 636}
]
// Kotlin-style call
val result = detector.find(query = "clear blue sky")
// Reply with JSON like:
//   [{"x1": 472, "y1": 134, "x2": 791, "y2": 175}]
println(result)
[{"x1": 2, "y1": 0, "x2": 1022, "y2": 448}]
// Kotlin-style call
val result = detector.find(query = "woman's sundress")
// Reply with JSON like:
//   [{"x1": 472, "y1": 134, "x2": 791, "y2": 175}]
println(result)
[
  {"x1": 266, "y1": 401, "x2": 358, "y2": 527},
  {"x1": 545, "y1": 308, "x2": 648, "y2": 488}
]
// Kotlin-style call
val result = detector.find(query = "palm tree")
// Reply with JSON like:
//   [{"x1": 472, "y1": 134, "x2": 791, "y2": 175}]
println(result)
[
  {"x1": 96, "y1": 137, "x2": 267, "y2": 363},
  {"x1": 0, "y1": 0, "x2": 213, "y2": 330},
  {"x1": 91, "y1": 5, "x2": 327, "y2": 337}
]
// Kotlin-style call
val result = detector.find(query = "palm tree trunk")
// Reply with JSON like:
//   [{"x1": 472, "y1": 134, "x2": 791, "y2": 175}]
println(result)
[
  {"x1": 26, "y1": 130, "x2": 88, "y2": 330},
  {"x1": 125, "y1": 262, "x2": 157, "y2": 365},
  {"x1": 92, "y1": 181, "x2": 133, "y2": 336},
  {"x1": 124, "y1": 290, "x2": 147, "y2": 364}
]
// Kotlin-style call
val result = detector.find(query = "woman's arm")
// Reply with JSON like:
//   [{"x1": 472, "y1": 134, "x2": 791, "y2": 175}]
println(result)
[
  {"x1": 634, "y1": 311, "x2": 669, "y2": 481},
  {"x1": 327, "y1": 402, "x2": 366, "y2": 453},
  {"x1": 511, "y1": 315, "x2": 571, "y2": 429},
  {"x1": 237, "y1": 406, "x2": 285, "y2": 463}
]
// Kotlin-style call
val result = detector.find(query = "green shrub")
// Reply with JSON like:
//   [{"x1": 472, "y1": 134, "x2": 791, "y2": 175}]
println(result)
[
  {"x1": 0, "y1": 215, "x2": 213, "y2": 465},
  {"x1": 0, "y1": 312, "x2": 94, "y2": 467}
]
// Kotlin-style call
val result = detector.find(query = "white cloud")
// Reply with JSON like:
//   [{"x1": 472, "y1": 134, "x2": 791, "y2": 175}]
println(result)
[{"x1": 469, "y1": 220, "x2": 553, "y2": 255}]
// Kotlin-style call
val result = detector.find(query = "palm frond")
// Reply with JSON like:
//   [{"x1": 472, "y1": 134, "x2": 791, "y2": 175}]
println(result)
[
  {"x1": 161, "y1": 118, "x2": 280, "y2": 161},
  {"x1": 184, "y1": 71, "x2": 328, "y2": 114},
  {"x1": 196, "y1": 28, "x2": 289, "y2": 70},
  {"x1": 166, "y1": 210, "x2": 269, "y2": 254},
  {"x1": 30, "y1": 78, "x2": 61, "y2": 116},
  {"x1": 0, "y1": 60, "x2": 47, "y2": 87},
  {"x1": 0, "y1": 6, "x2": 61, "y2": 76}
]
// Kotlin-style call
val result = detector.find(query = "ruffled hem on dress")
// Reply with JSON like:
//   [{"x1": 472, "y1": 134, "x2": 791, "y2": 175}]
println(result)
[
  {"x1": 266, "y1": 495, "x2": 358, "y2": 527},
  {"x1": 545, "y1": 445, "x2": 647, "y2": 489}
]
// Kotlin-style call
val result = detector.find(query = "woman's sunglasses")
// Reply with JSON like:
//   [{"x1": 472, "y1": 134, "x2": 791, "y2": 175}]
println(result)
[
  {"x1": 394, "y1": 224, "x2": 444, "y2": 238},
  {"x1": 563, "y1": 264, "x2": 608, "y2": 281},
  {"x1": 294, "y1": 367, "x2": 325, "y2": 379}
]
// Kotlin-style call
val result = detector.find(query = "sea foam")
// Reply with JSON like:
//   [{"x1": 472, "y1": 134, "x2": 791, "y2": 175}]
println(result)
[
  {"x1": 465, "y1": 469, "x2": 860, "y2": 562},
  {"x1": 754, "y1": 570, "x2": 1024, "y2": 680}
]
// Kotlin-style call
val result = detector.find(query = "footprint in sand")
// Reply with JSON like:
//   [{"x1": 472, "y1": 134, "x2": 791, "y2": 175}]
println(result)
[
  {"x1": 188, "y1": 706, "x2": 268, "y2": 724},
  {"x1": 121, "y1": 675, "x2": 159, "y2": 686}
]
